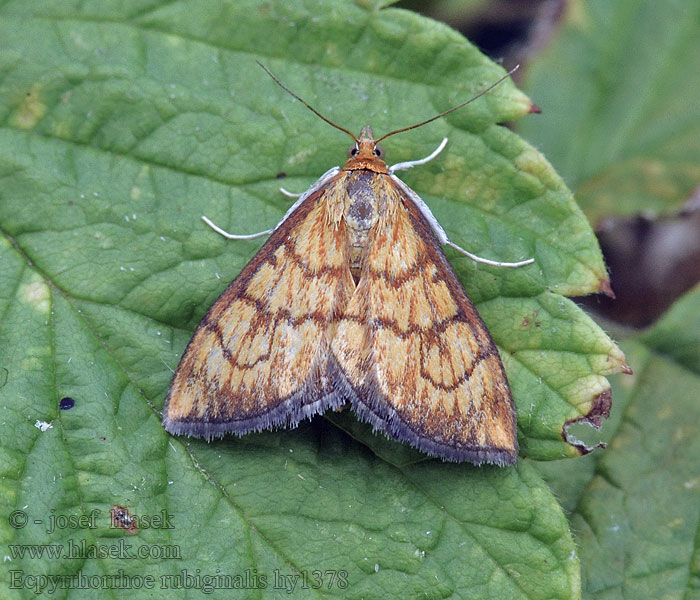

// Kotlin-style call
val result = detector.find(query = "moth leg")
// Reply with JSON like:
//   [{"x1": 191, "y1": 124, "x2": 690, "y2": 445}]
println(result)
[
  {"x1": 389, "y1": 173, "x2": 534, "y2": 269},
  {"x1": 445, "y1": 240, "x2": 534, "y2": 268},
  {"x1": 389, "y1": 137, "x2": 448, "y2": 173},
  {"x1": 279, "y1": 187, "x2": 302, "y2": 198},
  {"x1": 201, "y1": 168, "x2": 341, "y2": 241},
  {"x1": 201, "y1": 215, "x2": 273, "y2": 240},
  {"x1": 387, "y1": 134, "x2": 533, "y2": 269}
]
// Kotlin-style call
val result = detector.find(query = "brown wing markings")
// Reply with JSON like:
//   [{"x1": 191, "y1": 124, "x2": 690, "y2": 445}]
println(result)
[
  {"x1": 337, "y1": 312, "x2": 501, "y2": 394},
  {"x1": 163, "y1": 184, "x2": 357, "y2": 440},
  {"x1": 206, "y1": 293, "x2": 339, "y2": 366},
  {"x1": 335, "y1": 310, "x2": 476, "y2": 338},
  {"x1": 199, "y1": 304, "x2": 279, "y2": 370},
  {"x1": 414, "y1": 267, "x2": 498, "y2": 396},
  {"x1": 337, "y1": 242, "x2": 502, "y2": 394},
  {"x1": 332, "y1": 177, "x2": 517, "y2": 465}
]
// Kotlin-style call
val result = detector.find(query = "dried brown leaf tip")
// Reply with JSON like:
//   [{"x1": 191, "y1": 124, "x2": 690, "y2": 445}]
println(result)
[{"x1": 164, "y1": 68, "x2": 535, "y2": 466}]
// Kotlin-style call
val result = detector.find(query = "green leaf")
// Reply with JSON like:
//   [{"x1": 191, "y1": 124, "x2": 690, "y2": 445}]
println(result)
[
  {"x1": 0, "y1": 1, "x2": 626, "y2": 597},
  {"x1": 518, "y1": 0, "x2": 700, "y2": 222},
  {"x1": 534, "y1": 285, "x2": 700, "y2": 599}
]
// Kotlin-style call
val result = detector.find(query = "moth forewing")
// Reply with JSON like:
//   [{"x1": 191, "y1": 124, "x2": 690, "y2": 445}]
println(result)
[
  {"x1": 163, "y1": 184, "x2": 355, "y2": 439},
  {"x1": 328, "y1": 167, "x2": 518, "y2": 465}
]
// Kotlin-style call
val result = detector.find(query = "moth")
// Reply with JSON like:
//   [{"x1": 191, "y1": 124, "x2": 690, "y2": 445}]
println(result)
[{"x1": 163, "y1": 64, "x2": 534, "y2": 466}]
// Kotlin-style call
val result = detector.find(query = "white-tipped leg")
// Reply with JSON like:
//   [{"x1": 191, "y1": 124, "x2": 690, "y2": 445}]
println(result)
[
  {"x1": 445, "y1": 240, "x2": 534, "y2": 268},
  {"x1": 388, "y1": 170, "x2": 533, "y2": 269},
  {"x1": 389, "y1": 138, "x2": 448, "y2": 173},
  {"x1": 279, "y1": 187, "x2": 302, "y2": 198},
  {"x1": 201, "y1": 215, "x2": 273, "y2": 240}
]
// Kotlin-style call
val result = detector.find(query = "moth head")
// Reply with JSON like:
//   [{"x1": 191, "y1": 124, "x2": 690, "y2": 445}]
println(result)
[{"x1": 348, "y1": 126, "x2": 385, "y2": 160}]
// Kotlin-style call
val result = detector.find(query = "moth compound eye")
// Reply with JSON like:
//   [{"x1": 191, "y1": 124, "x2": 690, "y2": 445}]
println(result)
[
  {"x1": 373, "y1": 144, "x2": 385, "y2": 159},
  {"x1": 347, "y1": 144, "x2": 359, "y2": 158}
]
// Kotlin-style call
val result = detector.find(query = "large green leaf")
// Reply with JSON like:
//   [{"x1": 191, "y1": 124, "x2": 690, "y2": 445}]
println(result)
[
  {"x1": 535, "y1": 285, "x2": 700, "y2": 599},
  {"x1": 0, "y1": 1, "x2": 626, "y2": 597},
  {"x1": 518, "y1": 0, "x2": 700, "y2": 222}
]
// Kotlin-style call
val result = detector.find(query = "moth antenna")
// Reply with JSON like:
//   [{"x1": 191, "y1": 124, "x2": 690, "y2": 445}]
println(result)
[
  {"x1": 375, "y1": 65, "x2": 520, "y2": 143},
  {"x1": 257, "y1": 61, "x2": 358, "y2": 142}
]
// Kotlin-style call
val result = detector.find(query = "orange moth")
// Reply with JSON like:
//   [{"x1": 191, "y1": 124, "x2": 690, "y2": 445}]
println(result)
[{"x1": 163, "y1": 64, "x2": 533, "y2": 465}]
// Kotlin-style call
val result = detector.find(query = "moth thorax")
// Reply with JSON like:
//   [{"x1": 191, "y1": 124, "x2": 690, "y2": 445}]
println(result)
[{"x1": 344, "y1": 170, "x2": 382, "y2": 282}]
